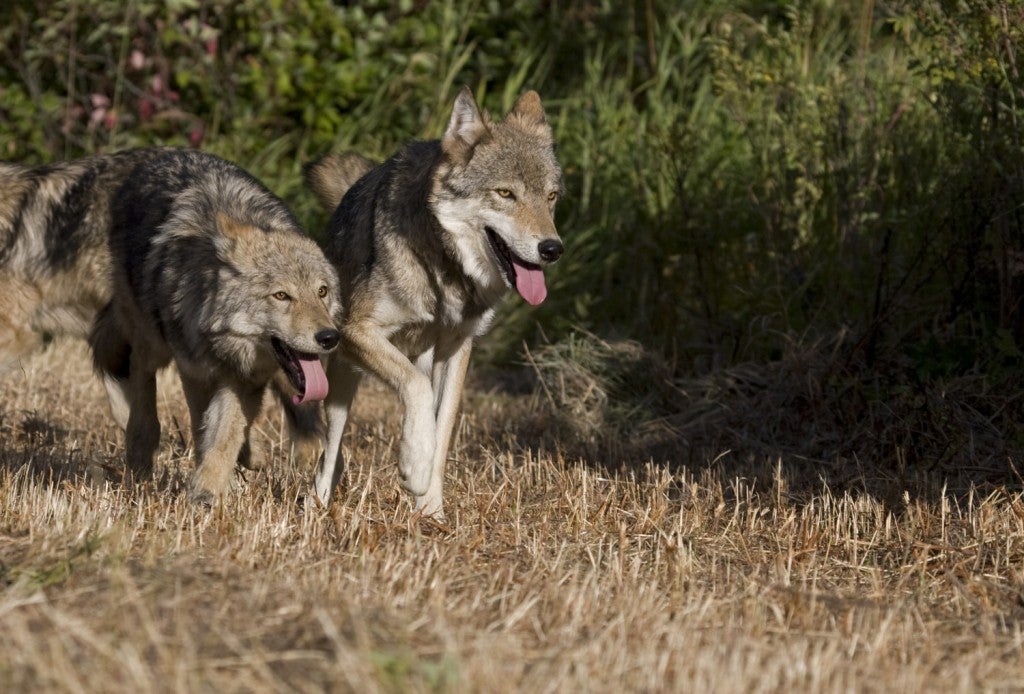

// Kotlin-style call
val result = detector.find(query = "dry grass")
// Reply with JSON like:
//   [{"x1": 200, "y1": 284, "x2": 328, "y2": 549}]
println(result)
[{"x1": 2, "y1": 338, "x2": 1024, "y2": 692}]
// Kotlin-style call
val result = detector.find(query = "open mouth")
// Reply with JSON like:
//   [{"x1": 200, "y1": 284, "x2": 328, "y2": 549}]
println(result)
[
  {"x1": 271, "y1": 337, "x2": 329, "y2": 405},
  {"x1": 485, "y1": 227, "x2": 547, "y2": 305}
]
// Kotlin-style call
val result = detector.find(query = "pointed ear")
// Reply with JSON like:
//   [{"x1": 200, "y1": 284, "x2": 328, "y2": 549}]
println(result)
[
  {"x1": 510, "y1": 90, "x2": 546, "y2": 124},
  {"x1": 216, "y1": 212, "x2": 253, "y2": 240},
  {"x1": 213, "y1": 212, "x2": 253, "y2": 257},
  {"x1": 443, "y1": 86, "x2": 490, "y2": 162}
]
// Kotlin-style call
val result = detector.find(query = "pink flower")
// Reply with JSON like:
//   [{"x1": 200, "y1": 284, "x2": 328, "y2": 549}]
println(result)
[
  {"x1": 88, "y1": 107, "x2": 106, "y2": 131},
  {"x1": 189, "y1": 125, "x2": 204, "y2": 148},
  {"x1": 129, "y1": 49, "x2": 145, "y2": 70}
]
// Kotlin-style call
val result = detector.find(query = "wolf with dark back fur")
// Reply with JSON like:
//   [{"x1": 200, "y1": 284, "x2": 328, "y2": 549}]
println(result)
[
  {"x1": 304, "y1": 87, "x2": 565, "y2": 518},
  {"x1": 86, "y1": 148, "x2": 342, "y2": 502}
]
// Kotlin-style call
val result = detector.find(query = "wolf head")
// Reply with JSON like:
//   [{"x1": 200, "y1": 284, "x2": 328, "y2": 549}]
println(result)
[
  {"x1": 213, "y1": 214, "x2": 342, "y2": 404},
  {"x1": 433, "y1": 87, "x2": 565, "y2": 306}
]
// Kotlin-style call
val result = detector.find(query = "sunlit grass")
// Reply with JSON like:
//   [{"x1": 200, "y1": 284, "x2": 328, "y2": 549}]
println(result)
[{"x1": 1, "y1": 339, "x2": 1023, "y2": 691}]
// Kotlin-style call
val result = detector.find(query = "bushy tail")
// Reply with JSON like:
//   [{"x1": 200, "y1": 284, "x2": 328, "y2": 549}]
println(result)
[
  {"x1": 89, "y1": 302, "x2": 130, "y2": 380},
  {"x1": 89, "y1": 302, "x2": 132, "y2": 429},
  {"x1": 303, "y1": 153, "x2": 375, "y2": 212}
]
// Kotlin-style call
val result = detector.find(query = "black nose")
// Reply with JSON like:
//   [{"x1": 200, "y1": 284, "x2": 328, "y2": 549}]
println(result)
[
  {"x1": 315, "y1": 328, "x2": 340, "y2": 351},
  {"x1": 538, "y1": 239, "x2": 564, "y2": 263}
]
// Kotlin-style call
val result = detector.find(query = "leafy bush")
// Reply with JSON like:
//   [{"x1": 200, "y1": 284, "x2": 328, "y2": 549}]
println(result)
[{"x1": 2, "y1": 0, "x2": 1023, "y2": 394}]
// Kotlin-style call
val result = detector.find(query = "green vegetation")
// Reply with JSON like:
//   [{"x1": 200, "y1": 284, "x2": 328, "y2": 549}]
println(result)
[{"x1": 2, "y1": 1, "x2": 1023, "y2": 463}]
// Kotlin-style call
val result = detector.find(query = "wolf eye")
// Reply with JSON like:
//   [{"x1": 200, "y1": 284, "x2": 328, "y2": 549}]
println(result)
[
  {"x1": 547, "y1": 191, "x2": 558, "y2": 202},
  {"x1": 317, "y1": 285, "x2": 329, "y2": 298},
  {"x1": 273, "y1": 291, "x2": 290, "y2": 301},
  {"x1": 495, "y1": 188, "x2": 515, "y2": 200}
]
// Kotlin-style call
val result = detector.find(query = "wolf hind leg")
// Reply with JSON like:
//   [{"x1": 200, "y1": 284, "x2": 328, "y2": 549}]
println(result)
[
  {"x1": 311, "y1": 357, "x2": 362, "y2": 506},
  {"x1": 123, "y1": 364, "x2": 160, "y2": 480},
  {"x1": 413, "y1": 340, "x2": 472, "y2": 520}
]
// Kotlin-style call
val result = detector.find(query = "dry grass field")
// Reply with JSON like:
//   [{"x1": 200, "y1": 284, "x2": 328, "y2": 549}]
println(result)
[{"x1": 2, "y1": 338, "x2": 1024, "y2": 692}]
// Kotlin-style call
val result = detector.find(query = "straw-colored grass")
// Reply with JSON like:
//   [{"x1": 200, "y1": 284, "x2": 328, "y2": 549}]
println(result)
[{"x1": 2, "y1": 338, "x2": 1023, "y2": 692}]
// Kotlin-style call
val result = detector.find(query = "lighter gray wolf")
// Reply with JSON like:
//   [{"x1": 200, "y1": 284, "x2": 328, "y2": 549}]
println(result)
[
  {"x1": 0, "y1": 147, "x2": 338, "y2": 496},
  {"x1": 304, "y1": 87, "x2": 564, "y2": 518},
  {"x1": 84, "y1": 148, "x2": 342, "y2": 502}
]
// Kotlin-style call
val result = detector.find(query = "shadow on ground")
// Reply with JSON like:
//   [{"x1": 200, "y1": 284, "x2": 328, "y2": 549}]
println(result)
[{"x1": 470, "y1": 332, "x2": 1024, "y2": 512}]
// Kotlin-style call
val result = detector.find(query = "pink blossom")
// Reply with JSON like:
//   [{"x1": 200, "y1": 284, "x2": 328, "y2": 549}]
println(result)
[{"x1": 88, "y1": 107, "x2": 106, "y2": 131}]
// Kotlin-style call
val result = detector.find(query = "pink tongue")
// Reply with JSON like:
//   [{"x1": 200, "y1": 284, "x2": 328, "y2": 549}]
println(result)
[
  {"x1": 513, "y1": 260, "x2": 547, "y2": 305},
  {"x1": 293, "y1": 356, "x2": 329, "y2": 405}
]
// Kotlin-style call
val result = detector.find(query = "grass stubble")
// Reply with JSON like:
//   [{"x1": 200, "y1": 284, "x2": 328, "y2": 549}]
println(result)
[{"x1": 1, "y1": 339, "x2": 1023, "y2": 693}]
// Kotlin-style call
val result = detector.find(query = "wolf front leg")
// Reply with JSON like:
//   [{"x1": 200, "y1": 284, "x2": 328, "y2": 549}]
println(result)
[
  {"x1": 344, "y1": 325, "x2": 436, "y2": 497},
  {"x1": 188, "y1": 383, "x2": 262, "y2": 504},
  {"x1": 312, "y1": 357, "x2": 362, "y2": 505},
  {"x1": 414, "y1": 339, "x2": 472, "y2": 519}
]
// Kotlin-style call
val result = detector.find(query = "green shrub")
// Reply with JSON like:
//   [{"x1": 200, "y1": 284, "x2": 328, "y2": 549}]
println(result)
[{"x1": 2, "y1": 0, "x2": 1022, "y2": 391}]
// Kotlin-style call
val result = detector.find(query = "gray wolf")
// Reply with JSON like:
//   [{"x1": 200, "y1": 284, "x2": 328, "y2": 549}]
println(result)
[
  {"x1": 86, "y1": 148, "x2": 342, "y2": 502},
  {"x1": 304, "y1": 87, "x2": 564, "y2": 517},
  {"x1": 1, "y1": 148, "x2": 329, "y2": 484}
]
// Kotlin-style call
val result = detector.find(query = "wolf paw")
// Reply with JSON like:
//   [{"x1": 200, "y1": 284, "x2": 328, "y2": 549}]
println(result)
[
  {"x1": 399, "y1": 405, "x2": 435, "y2": 496},
  {"x1": 398, "y1": 448, "x2": 432, "y2": 497},
  {"x1": 300, "y1": 488, "x2": 329, "y2": 514},
  {"x1": 187, "y1": 486, "x2": 217, "y2": 507},
  {"x1": 414, "y1": 492, "x2": 445, "y2": 521}
]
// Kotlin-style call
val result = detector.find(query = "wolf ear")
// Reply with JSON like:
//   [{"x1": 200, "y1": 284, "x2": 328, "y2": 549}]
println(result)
[
  {"x1": 510, "y1": 90, "x2": 547, "y2": 125},
  {"x1": 443, "y1": 86, "x2": 490, "y2": 162},
  {"x1": 213, "y1": 212, "x2": 253, "y2": 256},
  {"x1": 216, "y1": 212, "x2": 253, "y2": 240}
]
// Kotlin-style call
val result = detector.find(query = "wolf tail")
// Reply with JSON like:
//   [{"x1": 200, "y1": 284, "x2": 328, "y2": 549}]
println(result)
[
  {"x1": 89, "y1": 303, "x2": 132, "y2": 429},
  {"x1": 90, "y1": 303, "x2": 130, "y2": 380},
  {"x1": 303, "y1": 153, "x2": 375, "y2": 211}
]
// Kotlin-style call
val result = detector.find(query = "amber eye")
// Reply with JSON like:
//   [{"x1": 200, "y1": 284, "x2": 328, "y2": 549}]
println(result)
[
  {"x1": 317, "y1": 285, "x2": 328, "y2": 298},
  {"x1": 273, "y1": 291, "x2": 290, "y2": 301},
  {"x1": 495, "y1": 188, "x2": 514, "y2": 199},
  {"x1": 547, "y1": 191, "x2": 558, "y2": 202}
]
